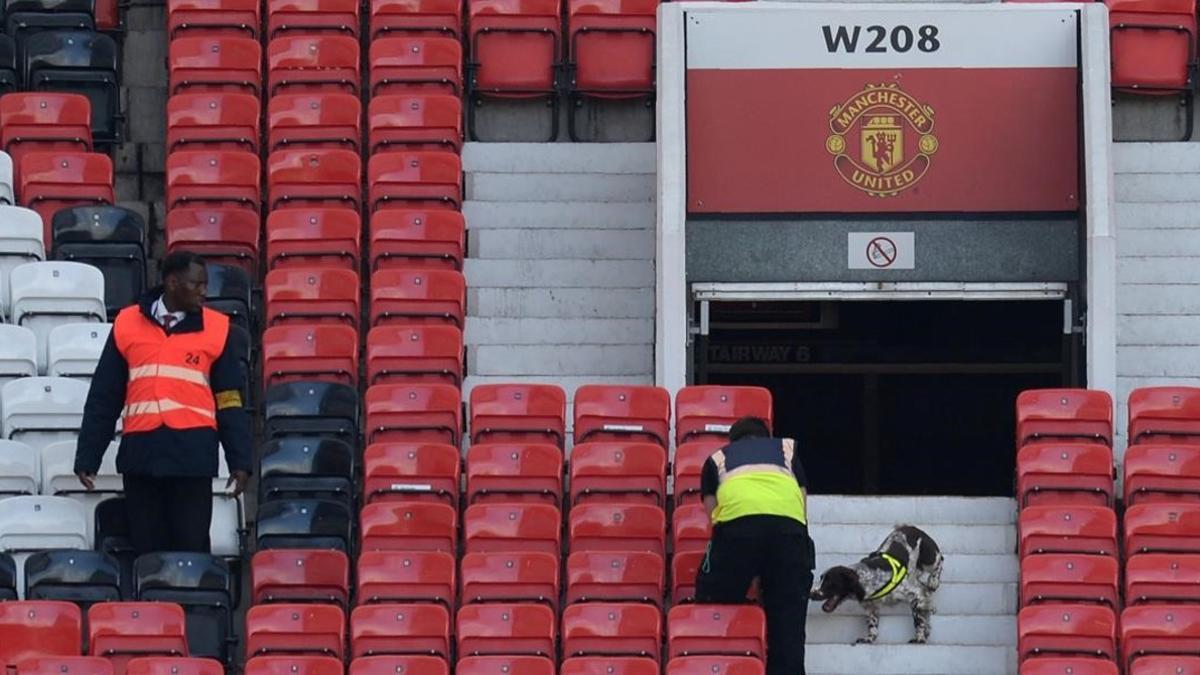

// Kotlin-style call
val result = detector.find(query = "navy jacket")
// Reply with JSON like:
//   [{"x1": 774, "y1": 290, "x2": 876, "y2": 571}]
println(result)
[{"x1": 73, "y1": 289, "x2": 254, "y2": 478}]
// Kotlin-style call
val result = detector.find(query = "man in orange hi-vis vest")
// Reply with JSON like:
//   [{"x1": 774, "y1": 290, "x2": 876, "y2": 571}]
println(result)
[{"x1": 74, "y1": 251, "x2": 252, "y2": 554}]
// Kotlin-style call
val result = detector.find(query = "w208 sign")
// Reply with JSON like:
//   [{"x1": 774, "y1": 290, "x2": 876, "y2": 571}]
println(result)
[{"x1": 684, "y1": 7, "x2": 1081, "y2": 214}]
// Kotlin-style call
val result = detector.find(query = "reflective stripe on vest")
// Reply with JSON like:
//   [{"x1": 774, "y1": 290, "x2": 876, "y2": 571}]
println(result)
[
  {"x1": 113, "y1": 305, "x2": 229, "y2": 433},
  {"x1": 866, "y1": 552, "x2": 908, "y2": 600},
  {"x1": 711, "y1": 437, "x2": 808, "y2": 526}
]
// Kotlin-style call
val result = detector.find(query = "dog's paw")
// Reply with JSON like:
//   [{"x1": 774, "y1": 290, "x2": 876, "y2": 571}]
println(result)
[
  {"x1": 908, "y1": 638, "x2": 928, "y2": 645},
  {"x1": 854, "y1": 638, "x2": 876, "y2": 646}
]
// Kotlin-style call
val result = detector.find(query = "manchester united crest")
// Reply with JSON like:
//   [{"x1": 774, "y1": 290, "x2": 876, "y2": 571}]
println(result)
[{"x1": 826, "y1": 83, "x2": 938, "y2": 198}]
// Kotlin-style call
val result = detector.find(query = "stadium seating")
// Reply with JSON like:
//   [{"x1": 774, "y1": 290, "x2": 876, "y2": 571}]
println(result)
[
  {"x1": 364, "y1": 383, "x2": 461, "y2": 445},
  {"x1": 561, "y1": 658, "x2": 660, "y2": 675},
  {"x1": 2, "y1": 376, "x2": 90, "y2": 452},
  {"x1": 465, "y1": 443, "x2": 563, "y2": 505},
  {"x1": 573, "y1": 384, "x2": 671, "y2": 447},
  {"x1": 1019, "y1": 604, "x2": 1118, "y2": 662},
  {"x1": 166, "y1": 150, "x2": 262, "y2": 211},
  {"x1": 366, "y1": 151, "x2": 463, "y2": 211},
  {"x1": 359, "y1": 501, "x2": 457, "y2": 552},
  {"x1": 0, "y1": 324, "x2": 38, "y2": 383},
  {"x1": 459, "y1": 551, "x2": 559, "y2": 607},
  {"x1": 1125, "y1": 553, "x2": 1200, "y2": 604},
  {"x1": 242, "y1": 656, "x2": 342, "y2": 675},
  {"x1": 365, "y1": 325, "x2": 464, "y2": 386},
  {"x1": 268, "y1": 93, "x2": 362, "y2": 154},
  {"x1": 455, "y1": 603, "x2": 557, "y2": 658},
  {"x1": 349, "y1": 603, "x2": 452, "y2": 659},
  {"x1": 166, "y1": 208, "x2": 261, "y2": 277},
  {"x1": 133, "y1": 553, "x2": 235, "y2": 662},
  {"x1": 23, "y1": 31, "x2": 122, "y2": 144},
  {"x1": 267, "y1": 36, "x2": 361, "y2": 96},
  {"x1": 565, "y1": 550, "x2": 666, "y2": 606},
  {"x1": 262, "y1": 324, "x2": 360, "y2": 388},
  {"x1": 46, "y1": 323, "x2": 112, "y2": 379},
  {"x1": 88, "y1": 602, "x2": 190, "y2": 674},
  {"x1": 1018, "y1": 659, "x2": 1118, "y2": 675},
  {"x1": 267, "y1": 149, "x2": 362, "y2": 211},
  {"x1": 50, "y1": 206, "x2": 147, "y2": 315},
  {"x1": 40, "y1": 440, "x2": 120, "y2": 540},
  {"x1": 265, "y1": 268, "x2": 360, "y2": 327},
  {"x1": 263, "y1": 381, "x2": 360, "y2": 445},
  {"x1": 356, "y1": 549, "x2": 456, "y2": 606},
  {"x1": 24, "y1": 550, "x2": 121, "y2": 604},
  {"x1": 1129, "y1": 387, "x2": 1200, "y2": 445},
  {"x1": 672, "y1": 441, "x2": 722, "y2": 506},
  {"x1": 568, "y1": 503, "x2": 666, "y2": 556},
  {"x1": 465, "y1": 0, "x2": 561, "y2": 138},
  {"x1": 18, "y1": 657, "x2": 115, "y2": 675},
  {"x1": 0, "y1": 439, "x2": 39, "y2": 497},
  {"x1": 675, "y1": 386, "x2": 773, "y2": 445},
  {"x1": 1124, "y1": 503, "x2": 1200, "y2": 556},
  {"x1": 1019, "y1": 553, "x2": 1120, "y2": 608},
  {"x1": 369, "y1": 268, "x2": 465, "y2": 328},
  {"x1": 266, "y1": 208, "x2": 362, "y2": 271},
  {"x1": 257, "y1": 437, "x2": 355, "y2": 508},
  {"x1": 368, "y1": 209, "x2": 465, "y2": 271},
  {"x1": 666, "y1": 605, "x2": 767, "y2": 660},
  {"x1": 1016, "y1": 443, "x2": 1115, "y2": 507},
  {"x1": 168, "y1": 37, "x2": 262, "y2": 95},
  {"x1": 1018, "y1": 505, "x2": 1119, "y2": 557},
  {"x1": 569, "y1": 441, "x2": 667, "y2": 506},
  {"x1": 255, "y1": 499, "x2": 353, "y2": 552},
  {"x1": 0, "y1": 205, "x2": 45, "y2": 311},
  {"x1": 167, "y1": 0, "x2": 261, "y2": 38},
  {"x1": 167, "y1": 92, "x2": 261, "y2": 153},
  {"x1": 1124, "y1": 444, "x2": 1200, "y2": 504},
  {"x1": 368, "y1": 36, "x2": 462, "y2": 97},
  {"x1": 361, "y1": 441, "x2": 461, "y2": 505},
  {"x1": 565, "y1": 0, "x2": 657, "y2": 139},
  {"x1": 1122, "y1": 605, "x2": 1200, "y2": 670},
  {"x1": 464, "y1": 503, "x2": 562, "y2": 558},
  {"x1": 244, "y1": 603, "x2": 346, "y2": 659},
  {"x1": 8, "y1": 262, "x2": 105, "y2": 370},
  {"x1": 267, "y1": 0, "x2": 360, "y2": 38},
  {"x1": 468, "y1": 384, "x2": 566, "y2": 447},
  {"x1": 368, "y1": 94, "x2": 463, "y2": 153},
  {"x1": 1015, "y1": 389, "x2": 1114, "y2": 448},
  {"x1": 127, "y1": 658, "x2": 232, "y2": 675},
  {"x1": 664, "y1": 657, "x2": 765, "y2": 675},
  {"x1": 0, "y1": 93, "x2": 92, "y2": 167},
  {"x1": 672, "y1": 503, "x2": 712, "y2": 555},
  {"x1": 0, "y1": 601, "x2": 83, "y2": 668},
  {"x1": 369, "y1": 0, "x2": 462, "y2": 39},
  {"x1": 561, "y1": 602, "x2": 662, "y2": 660},
  {"x1": 455, "y1": 656, "x2": 554, "y2": 675},
  {"x1": 251, "y1": 549, "x2": 351, "y2": 606},
  {"x1": 1107, "y1": 0, "x2": 1196, "y2": 101},
  {"x1": 1128, "y1": 656, "x2": 1200, "y2": 674},
  {"x1": 18, "y1": 151, "x2": 115, "y2": 247}
]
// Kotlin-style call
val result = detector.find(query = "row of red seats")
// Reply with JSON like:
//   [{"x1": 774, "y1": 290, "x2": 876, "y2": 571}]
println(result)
[
  {"x1": 1019, "y1": 603, "x2": 1200, "y2": 672},
  {"x1": 1017, "y1": 387, "x2": 1200, "y2": 452},
  {"x1": 1022, "y1": 553, "x2": 1200, "y2": 609}
]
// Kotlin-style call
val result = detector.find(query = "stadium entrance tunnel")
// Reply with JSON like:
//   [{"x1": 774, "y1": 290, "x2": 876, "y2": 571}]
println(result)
[{"x1": 693, "y1": 299, "x2": 1079, "y2": 497}]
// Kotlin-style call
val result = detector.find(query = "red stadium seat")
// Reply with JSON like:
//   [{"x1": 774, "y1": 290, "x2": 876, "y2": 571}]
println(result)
[
  {"x1": 465, "y1": 443, "x2": 563, "y2": 505},
  {"x1": 569, "y1": 442, "x2": 667, "y2": 506},
  {"x1": 262, "y1": 324, "x2": 359, "y2": 388},
  {"x1": 265, "y1": 268, "x2": 361, "y2": 328},
  {"x1": 1019, "y1": 554, "x2": 1119, "y2": 608},
  {"x1": 454, "y1": 656, "x2": 554, "y2": 675},
  {"x1": 268, "y1": 0, "x2": 360, "y2": 38},
  {"x1": 1129, "y1": 656, "x2": 1200, "y2": 674},
  {"x1": 569, "y1": 503, "x2": 666, "y2": 556},
  {"x1": 88, "y1": 603, "x2": 189, "y2": 675},
  {"x1": 1, "y1": 94, "x2": 92, "y2": 167},
  {"x1": 561, "y1": 658, "x2": 661, "y2": 675},
  {"x1": 1107, "y1": 0, "x2": 1196, "y2": 95},
  {"x1": 362, "y1": 442, "x2": 462, "y2": 505},
  {"x1": 367, "y1": 151, "x2": 463, "y2": 211},
  {"x1": 1019, "y1": 505, "x2": 1118, "y2": 557},
  {"x1": 267, "y1": 149, "x2": 362, "y2": 211},
  {"x1": 350, "y1": 604, "x2": 452, "y2": 659},
  {"x1": 1122, "y1": 605, "x2": 1200, "y2": 669},
  {"x1": 565, "y1": 551, "x2": 664, "y2": 606},
  {"x1": 268, "y1": 93, "x2": 363, "y2": 152},
  {"x1": 469, "y1": 384, "x2": 567, "y2": 447},
  {"x1": 369, "y1": 209, "x2": 466, "y2": 271},
  {"x1": 1017, "y1": 604, "x2": 1117, "y2": 660},
  {"x1": 18, "y1": 152, "x2": 114, "y2": 242},
  {"x1": 573, "y1": 385, "x2": 671, "y2": 447},
  {"x1": 464, "y1": 503, "x2": 562, "y2": 557},
  {"x1": 167, "y1": 0, "x2": 260, "y2": 38},
  {"x1": 671, "y1": 552, "x2": 702, "y2": 604},
  {"x1": 369, "y1": 37, "x2": 463, "y2": 96},
  {"x1": 561, "y1": 603, "x2": 661, "y2": 660},
  {"x1": 364, "y1": 383, "x2": 462, "y2": 445},
  {"x1": 665, "y1": 657, "x2": 765, "y2": 675},
  {"x1": 1125, "y1": 554, "x2": 1200, "y2": 605},
  {"x1": 1017, "y1": 443, "x2": 1115, "y2": 507},
  {"x1": 369, "y1": 94, "x2": 464, "y2": 153},
  {"x1": 266, "y1": 208, "x2": 362, "y2": 271},
  {"x1": 124, "y1": 659, "x2": 222, "y2": 675},
  {"x1": 1018, "y1": 658, "x2": 1118, "y2": 675},
  {"x1": 1125, "y1": 445, "x2": 1200, "y2": 505},
  {"x1": 1129, "y1": 387, "x2": 1200, "y2": 445},
  {"x1": 1125, "y1": 503, "x2": 1200, "y2": 557},
  {"x1": 166, "y1": 150, "x2": 261, "y2": 211},
  {"x1": 268, "y1": 36, "x2": 362, "y2": 95},
  {"x1": 369, "y1": 269, "x2": 466, "y2": 328},
  {"x1": 0, "y1": 601, "x2": 82, "y2": 669},
  {"x1": 666, "y1": 605, "x2": 766, "y2": 660},
  {"x1": 566, "y1": 0, "x2": 656, "y2": 98},
  {"x1": 672, "y1": 441, "x2": 722, "y2": 506},
  {"x1": 360, "y1": 501, "x2": 458, "y2": 553},
  {"x1": 459, "y1": 551, "x2": 560, "y2": 608},
  {"x1": 166, "y1": 93, "x2": 260, "y2": 154},
  {"x1": 466, "y1": 0, "x2": 560, "y2": 100},
  {"x1": 672, "y1": 503, "x2": 712, "y2": 555},
  {"x1": 1016, "y1": 389, "x2": 1113, "y2": 448},
  {"x1": 366, "y1": 325, "x2": 464, "y2": 386},
  {"x1": 165, "y1": 207, "x2": 260, "y2": 276},
  {"x1": 357, "y1": 550, "x2": 457, "y2": 606},
  {"x1": 245, "y1": 604, "x2": 345, "y2": 659},
  {"x1": 168, "y1": 37, "x2": 262, "y2": 95},
  {"x1": 251, "y1": 549, "x2": 351, "y2": 606},
  {"x1": 675, "y1": 386, "x2": 773, "y2": 445},
  {"x1": 243, "y1": 656, "x2": 343, "y2": 675},
  {"x1": 17, "y1": 658, "x2": 112, "y2": 675},
  {"x1": 350, "y1": 656, "x2": 448, "y2": 675},
  {"x1": 456, "y1": 604, "x2": 556, "y2": 658},
  {"x1": 370, "y1": 0, "x2": 462, "y2": 39}
]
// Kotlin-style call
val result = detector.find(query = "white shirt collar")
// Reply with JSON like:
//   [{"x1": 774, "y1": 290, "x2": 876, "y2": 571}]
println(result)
[{"x1": 153, "y1": 296, "x2": 187, "y2": 327}]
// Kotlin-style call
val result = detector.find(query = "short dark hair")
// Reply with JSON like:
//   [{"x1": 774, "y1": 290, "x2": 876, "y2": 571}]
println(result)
[
  {"x1": 729, "y1": 416, "x2": 771, "y2": 441},
  {"x1": 161, "y1": 250, "x2": 206, "y2": 281}
]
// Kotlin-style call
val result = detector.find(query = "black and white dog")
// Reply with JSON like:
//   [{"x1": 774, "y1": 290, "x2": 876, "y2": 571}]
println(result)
[{"x1": 810, "y1": 525, "x2": 944, "y2": 645}]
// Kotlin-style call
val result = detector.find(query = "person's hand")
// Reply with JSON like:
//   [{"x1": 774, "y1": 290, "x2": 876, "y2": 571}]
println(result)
[
  {"x1": 226, "y1": 470, "x2": 250, "y2": 498},
  {"x1": 76, "y1": 472, "x2": 96, "y2": 490}
]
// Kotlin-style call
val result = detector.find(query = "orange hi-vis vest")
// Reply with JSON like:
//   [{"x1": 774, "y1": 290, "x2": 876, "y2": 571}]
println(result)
[{"x1": 113, "y1": 305, "x2": 230, "y2": 433}]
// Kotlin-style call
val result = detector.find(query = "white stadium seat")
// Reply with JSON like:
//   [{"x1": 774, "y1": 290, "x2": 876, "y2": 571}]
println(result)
[
  {"x1": 1, "y1": 376, "x2": 89, "y2": 453},
  {"x1": 213, "y1": 448, "x2": 245, "y2": 558},
  {"x1": 9, "y1": 261, "x2": 106, "y2": 373},
  {"x1": 41, "y1": 440, "x2": 120, "y2": 543},
  {"x1": 0, "y1": 206, "x2": 45, "y2": 319},
  {"x1": 0, "y1": 494, "x2": 89, "y2": 597},
  {"x1": 0, "y1": 151, "x2": 13, "y2": 205},
  {"x1": 47, "y1": 323, "x2": 112, "y2": 380},
  {"x1": 0, "y1": 439, "x2": 38, "y2": 498},
  {"x1": 0, "y1": 324, "x2": 37, "y2": 388}
]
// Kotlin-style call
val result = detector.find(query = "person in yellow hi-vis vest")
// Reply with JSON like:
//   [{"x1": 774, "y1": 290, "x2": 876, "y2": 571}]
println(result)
[{"x1": 696, "y1": 416, "x2": 816, "y2": 675}]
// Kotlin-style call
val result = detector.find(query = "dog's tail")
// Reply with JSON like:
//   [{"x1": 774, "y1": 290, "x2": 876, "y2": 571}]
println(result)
[{"x1": 922, "y1": 551, "x2": 944, "y2": 592}]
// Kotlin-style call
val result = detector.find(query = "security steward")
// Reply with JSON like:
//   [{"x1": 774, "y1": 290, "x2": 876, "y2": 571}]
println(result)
[
  {"x1": 696, "y1": 416, "x2": 816, "y2": 675},
  {"x1": 74, "y1": 251, "x2": 252, "y2": 554}
]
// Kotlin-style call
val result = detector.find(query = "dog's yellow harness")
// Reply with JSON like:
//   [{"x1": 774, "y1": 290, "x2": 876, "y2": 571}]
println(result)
[{"x1": 866, "y1": 553, "x2": 908, "y2": 601}]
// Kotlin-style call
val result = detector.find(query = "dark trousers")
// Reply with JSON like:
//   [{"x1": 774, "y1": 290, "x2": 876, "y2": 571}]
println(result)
[
  {"x1": 122, "y1": 474, "x2": 213, "y2": 554},
  {"x1": 696, "y1": 524, "x2": 814, "y2": 675}
]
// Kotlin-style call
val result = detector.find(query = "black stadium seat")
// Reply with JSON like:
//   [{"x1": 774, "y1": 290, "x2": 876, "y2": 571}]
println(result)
[
  {"x1": 24, "y1": 550, "x2": 122, "y2": 605},
  {"x1": 7, "y1": 0, "x2": 96, "y2": 60},
  {"x1": 264, "y1": 381, "x2": 360, "y2": 445},
  {"x1": 23, "y1": 30, "x2": 121, "y2": 144},
  {"x1": 93, "y1": 496, "x2": 136, "y2": 597},
  {"x1": 0, "y1": 34, "x2": 19, "y2": 93},
  {"x1": 0, "y1": 552, "x2": 20, "y2": 600},
  {"x1": 135, "y1": 553, "x2": 235, "y2": 664},
  {"x1": 255, "y1": 498, "x2": 353, "y2": 552},
  {"x1": 257, "y1": 437, "x2": 356, "y2": 509},
  {"x1": 51, "y1": 205, "x2": 147, "y2": 317}
]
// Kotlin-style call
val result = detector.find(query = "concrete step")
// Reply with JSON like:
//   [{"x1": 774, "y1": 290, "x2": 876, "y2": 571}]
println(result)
[
  {"x1": 466, "y1": 172, "x2": 656, "y2": 203},
  {"x1": 463, "y1": 142, "x2": 655, "y2": 174},
  {"x1": 465, "y1": 259, "x2": 655, "y2": 289},
  {"x1": 807, "y1": 496, "x2": 1016, "y2": 526},
  {"x1": 1115, "y1": 174, "x2": 1200, "y2": 203},
  {"x1": 468, "y1": 287, "x2": 654, "y2": 319},
  {"x1": 1117, "y1": 284, "x2": 1200, "y2": 314},
  {"x1": 1118, "y1": 228, "x2": 1200, "y2": 256},
  {"x1": 1115, "y1": 202, "x2": 1200, "y2": 229},
  {"x1": 469, "y1": 228, "x2": 655, "y2": 260},
  {"x1": 807, "y1": 615, "x2": 1015, "y2": 646},
  {"x1": 465, "y1": 318, "x2": 654, "y2": 346},
  {"x1": 809, "y1": 524, "x2": 1016, "y2": 556},
  {"x1": 463, "y1": 201, "x2": 655, "y2": 230},
  {"x1": 806, "y1": 583, "x2": 1017, "y2": 617},
  {"x1": 1114, "y1": 142, "x2": 1200, "y2": 173},
  {"x1": 466, "y1": 345, "x2": 652, "y2": 377},
  {"x1": 814, "y1": 553, "x2": 1017, "y2": 584},
  {"x1": 1117, "y1": 257, "x2": 1200, "y2": 284},
  {"x1": 1118, "y1": 314, "x2": 1200, "y2": 346},
  {"x1": 807, "y1": 644, "x2": 1016, "y2": 675}
]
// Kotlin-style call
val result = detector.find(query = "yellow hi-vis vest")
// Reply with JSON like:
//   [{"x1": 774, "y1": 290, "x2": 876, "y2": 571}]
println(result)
[
  {"x1": 711, "y1": 437, "x2": 808, "y2": 526},
  {"x1": 866, "y1": 553, "x2": 908, "y2": 600}
]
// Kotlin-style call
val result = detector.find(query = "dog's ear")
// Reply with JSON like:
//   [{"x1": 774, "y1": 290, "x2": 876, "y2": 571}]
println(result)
[{"x1": 831, "y1": 566, "x2": 866, "y2": 601}]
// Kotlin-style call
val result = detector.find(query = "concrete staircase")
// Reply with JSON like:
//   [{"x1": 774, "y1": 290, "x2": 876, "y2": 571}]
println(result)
[{"x1": 806, "y1": 496, "x2": 1018, "y2": 675}]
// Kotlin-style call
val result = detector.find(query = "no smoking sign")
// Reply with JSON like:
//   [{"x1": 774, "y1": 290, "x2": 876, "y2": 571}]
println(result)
[{"x1": 848, "y1": 232, "x2": 915, "y2": 270}]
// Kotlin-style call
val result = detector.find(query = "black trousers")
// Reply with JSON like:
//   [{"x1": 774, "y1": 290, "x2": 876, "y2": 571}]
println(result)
[
  {"x1": 122, "y1": 474, "x2": 213, "y2": 554},
  {"x1": 695, "y1": 523, "x2": 814, "y2": 675}
]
